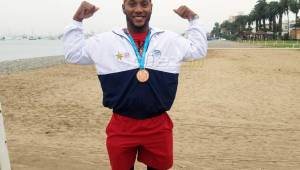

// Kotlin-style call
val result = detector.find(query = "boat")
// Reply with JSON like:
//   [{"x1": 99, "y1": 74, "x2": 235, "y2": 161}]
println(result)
[{"x1": 28, "y1": 36, "x2": 37, "y2": 40}]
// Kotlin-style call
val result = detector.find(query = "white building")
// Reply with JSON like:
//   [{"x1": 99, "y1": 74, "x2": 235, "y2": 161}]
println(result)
[{"x1": 282, "y1": 20, "x2": 296, "y2": 35}]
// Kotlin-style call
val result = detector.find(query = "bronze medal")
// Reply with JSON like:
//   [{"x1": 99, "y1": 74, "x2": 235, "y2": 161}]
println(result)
[{"x1": 136, "y1": 69, "x2": 149, "y2": 83}]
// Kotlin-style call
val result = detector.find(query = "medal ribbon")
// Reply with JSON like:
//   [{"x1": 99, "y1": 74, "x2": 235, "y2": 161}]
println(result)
[{"x1": 127, "y1": 31, "x2": 151, "y2": 69}]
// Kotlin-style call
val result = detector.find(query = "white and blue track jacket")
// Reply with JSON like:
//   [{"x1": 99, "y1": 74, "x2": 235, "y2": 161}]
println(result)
[{"x1": 63, "y1": 19, "x2": 207, "y2": 119}]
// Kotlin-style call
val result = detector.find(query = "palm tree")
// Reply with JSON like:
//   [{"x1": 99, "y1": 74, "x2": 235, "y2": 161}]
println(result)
[
  {"x1": 269, "y1": 1, "x2": 281, "y2": 38},
  {"x1": 247, "y1": 12, "x2": 255, "y2": 31},
  {"x1": 211, "y1": 22, "x2": 221, "y2": 38},
  {"x1": 290, "y1": 0, "x2": 300, "y2": 31},
  {"x1": 220, "y1": 20, "x2": 232, "y2": 35},
  {"x1": 255, "y1": 0, "x2": 268, "y2": 31},
  {"x1": 235, "y1": 15, "x2": 248, "y2": 32},
  {"x1": 250, "y1": 9, "x2": 260, "y2": 32},
  {"x1": 280, "y1": 0, "x2": 290, "y2": 38},
  {"x1": 276, "y1": 1, "x2": 286, "y2": 38},
  {"x1": 266, "y1": 2, "x2": 273, "y2": 32}
]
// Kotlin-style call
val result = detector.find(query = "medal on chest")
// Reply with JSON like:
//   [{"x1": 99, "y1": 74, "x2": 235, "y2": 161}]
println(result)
[
  {"x1": 136, "y1": 69, "x2": 149, "y2": 83},
  {"x1": 126, "y1": 31, "x2": 151, "y2": 83}
]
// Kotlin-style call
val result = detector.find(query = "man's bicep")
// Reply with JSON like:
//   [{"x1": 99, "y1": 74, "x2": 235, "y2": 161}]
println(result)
[
  {"x1": 63, "y1": 23, "x2": 95, "y2": 65},
  {"x1": 180, "y1": 19, "x2": 208, "y2": 61},
  {"x1": 182, "y1": 40, "x2": 207, "y2": 62},
  {"x1": 180, "y1": 32, "x2": 207, "y2": 61}
]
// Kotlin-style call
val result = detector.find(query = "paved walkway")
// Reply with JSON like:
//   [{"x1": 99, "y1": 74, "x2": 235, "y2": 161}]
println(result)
[{"x1": 208, "y1": 40, "x2": 263, "y2": 48}]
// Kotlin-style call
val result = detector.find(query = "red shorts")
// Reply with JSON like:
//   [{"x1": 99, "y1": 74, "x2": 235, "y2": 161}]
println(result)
[{"x1": 106, "y1": 112, "x2": 173, "y2": 170}]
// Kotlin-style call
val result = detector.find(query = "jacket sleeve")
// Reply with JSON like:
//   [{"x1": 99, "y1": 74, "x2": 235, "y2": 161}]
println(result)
[
  {"x1": 62, "y1": 20, "x2": 94, "y2": 65},
  {"x1": 179, "y1": 19, "x2": 208, "y2": 62}
]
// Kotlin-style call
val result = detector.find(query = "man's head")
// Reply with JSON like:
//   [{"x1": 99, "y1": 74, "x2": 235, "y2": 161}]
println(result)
[{"x1": 122, "y1": 0, "x2": 152, "y2": 32}]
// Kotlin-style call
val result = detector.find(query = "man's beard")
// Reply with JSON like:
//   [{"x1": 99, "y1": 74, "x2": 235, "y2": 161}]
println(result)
[{"x1": 126, "y1": 14, "x2": 151, "y2": 31}]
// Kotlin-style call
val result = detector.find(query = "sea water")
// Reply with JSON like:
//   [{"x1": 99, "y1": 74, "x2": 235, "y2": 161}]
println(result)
[{"x1": 0, "y1": 40, "x2": 63, "y2": 62}]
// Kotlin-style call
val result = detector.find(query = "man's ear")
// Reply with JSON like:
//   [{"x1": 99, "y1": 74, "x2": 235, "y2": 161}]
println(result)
[{"x1": 122, "y1": 4, "x2": 126, "y2": 14}]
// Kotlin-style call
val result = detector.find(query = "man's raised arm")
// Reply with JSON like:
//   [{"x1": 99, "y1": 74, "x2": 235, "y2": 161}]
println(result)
[
  {"x1": 174, "y1": 5, "x2": 208, "y2": 61},
  {"x1": 62, "y1": 1, "x2": 99, "y2": 64}
]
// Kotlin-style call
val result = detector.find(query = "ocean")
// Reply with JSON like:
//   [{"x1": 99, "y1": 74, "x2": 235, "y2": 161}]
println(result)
[{"x1": 0, "y1": 40, "x2": 64, "y2": 62}]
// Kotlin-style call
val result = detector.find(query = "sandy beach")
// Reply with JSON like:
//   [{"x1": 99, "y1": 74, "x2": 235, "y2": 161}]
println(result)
[{"x1": 0, "y1": 47, "x2": 300, "y2": 170}]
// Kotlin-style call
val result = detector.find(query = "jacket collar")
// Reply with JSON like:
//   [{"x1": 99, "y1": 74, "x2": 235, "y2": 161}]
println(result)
[{"x1": 112, "y1": 27, "x2": 165, "y2": 39}]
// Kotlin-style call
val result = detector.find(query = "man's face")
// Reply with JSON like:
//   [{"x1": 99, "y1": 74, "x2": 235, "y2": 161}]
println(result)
[{"x1": 123, "y1": 0, "x2": 152, "y2": 29}]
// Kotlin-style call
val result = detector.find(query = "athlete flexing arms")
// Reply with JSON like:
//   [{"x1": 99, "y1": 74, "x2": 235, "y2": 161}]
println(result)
[{"x1": 63, "y1": 0, "x2": 207, "y2": 169}]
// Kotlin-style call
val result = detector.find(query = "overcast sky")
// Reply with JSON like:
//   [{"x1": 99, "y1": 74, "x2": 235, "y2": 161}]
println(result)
[{"x1": 0, "y1": 0, "x2": 259, "y2": 35}]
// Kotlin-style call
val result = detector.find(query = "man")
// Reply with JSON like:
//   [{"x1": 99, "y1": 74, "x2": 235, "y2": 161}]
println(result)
[{"x1": 63, "y1": 0, "x2": 207, "y2": 169}]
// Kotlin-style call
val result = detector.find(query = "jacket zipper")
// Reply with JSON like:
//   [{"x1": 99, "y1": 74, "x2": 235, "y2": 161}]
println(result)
[{"x1": 114, "y1": 31, "x2": 160, "y2": 68}]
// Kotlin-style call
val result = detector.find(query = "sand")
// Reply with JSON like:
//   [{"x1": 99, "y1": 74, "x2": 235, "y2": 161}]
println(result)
[{"x1": 0, "y1": 48, "x2": 300, "y2": 170}]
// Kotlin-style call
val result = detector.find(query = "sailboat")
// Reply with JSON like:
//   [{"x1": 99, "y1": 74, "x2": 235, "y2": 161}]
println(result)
[
  {"x1": 28, "y1": 36, "x2": 37, "y2": 40},
  {"x1": 29, "y1": 30, "x2": 38, "y2": 40}
]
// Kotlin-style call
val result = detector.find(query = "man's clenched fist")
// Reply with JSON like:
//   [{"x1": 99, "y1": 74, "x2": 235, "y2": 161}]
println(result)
[
  {"x1": 73, "y1": 1, "x2": 99, "y2": 22},
  {"x1": 174, "y1": 6, "x2": 197, "y2": 21}
]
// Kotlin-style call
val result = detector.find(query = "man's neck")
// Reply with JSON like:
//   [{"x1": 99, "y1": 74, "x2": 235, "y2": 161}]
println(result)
[{"x1": 127, "y1": 24, "x2": 150, "y2": 34}]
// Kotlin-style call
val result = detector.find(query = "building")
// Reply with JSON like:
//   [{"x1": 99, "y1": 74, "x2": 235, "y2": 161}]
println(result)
[
  {"x1": 282, "y1": 20, "x2": 300, "y2": 40},
  {"x1": 228, "y1": 12, "x2": 245, "y2": 23},
  {"x1": 290, "y1": 28, "x2": 300, "y2": 40},
  {"x1": 282, "y1": 20, "x2": 296, "y2": 35}
]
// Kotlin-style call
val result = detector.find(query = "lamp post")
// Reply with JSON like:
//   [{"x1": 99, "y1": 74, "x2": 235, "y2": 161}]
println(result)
[{"x1": 0, "y1": 103, "x2": 11, "y2": 170}]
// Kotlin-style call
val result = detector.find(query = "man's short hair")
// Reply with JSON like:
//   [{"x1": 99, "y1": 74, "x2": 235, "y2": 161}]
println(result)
[{"x1": 123, "y1": 0, "x2": 152, "y2": 2}]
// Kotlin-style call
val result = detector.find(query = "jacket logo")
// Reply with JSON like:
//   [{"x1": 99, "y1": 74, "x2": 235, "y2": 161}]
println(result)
[
  {"x1": 116, "y1": 52, "x2": 130, "y2": 61},
  {"x1": 116, "y1": 52, "x2": 124, "y2": 60},
  {"x1": 152, "y1": 50, "x2": 161, "y2": 58}
]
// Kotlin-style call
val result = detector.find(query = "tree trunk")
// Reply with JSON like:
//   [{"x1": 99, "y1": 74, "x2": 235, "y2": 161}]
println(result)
[
  {"x1": 259, "y1": 20, "x2": 262, "y2": 30},
  {"x1": 256, "y1": 20, "x2": 259, "y2": 32},
  {"x1": 295, "y1": 12, "x2": 299, "y2": 40},
  {"x1": 297, "y1": 12, "x2": 298, "y2": 25},
  {"x1": 279, "y1": 13, "x2": 283, "y2": 38},
  {"x1": 263, "y1": 18, "x2": 266, "y2": 31},
  {"x1": 269, "y1": 18, "x2": 272, "y2": 32},
  {"x1": 287, "y1": 10, "x2": 290, "y2": 39},
  {"x1": 273, "y1": 17, "x2": 277, "y2": 39}
]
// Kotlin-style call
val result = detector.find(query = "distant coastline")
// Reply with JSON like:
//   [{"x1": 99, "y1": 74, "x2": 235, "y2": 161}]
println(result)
[{"x1": 0, "y1": 55, "x2": 65, "y2": 74}]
